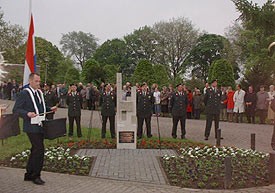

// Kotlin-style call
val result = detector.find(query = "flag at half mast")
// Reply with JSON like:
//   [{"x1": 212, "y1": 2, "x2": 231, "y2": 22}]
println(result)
[{"x1": 23, "y1": 14, "x2": 36, "y2": 86}]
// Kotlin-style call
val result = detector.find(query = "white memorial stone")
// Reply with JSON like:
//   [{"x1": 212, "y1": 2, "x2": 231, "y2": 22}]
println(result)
[{"x1": 116, "y1": 73, "x2": 137, "y2": 149}]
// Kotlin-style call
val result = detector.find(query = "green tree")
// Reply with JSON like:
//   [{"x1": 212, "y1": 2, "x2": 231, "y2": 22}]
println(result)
[
  {"x1": 81, "y1": 59, "x2": 105, "y2": 85},
  {"x1": 93, "y1": 38, "x2": 134, "y2": 78},
  {"x1": 103, "y1": 64, "x2": 119, "y2": 83},
  {"x1": 208, "y1": 59, "x2": 235, "y2": 87},
  {"x1": 132, "y1": 60, "x2": 155, "y2": 86},
  {"x1": 231, "y1": 0, "x2": 275, "y2": 89},
  {"x1": 60, "y1": 31, "x2": 98, "y2": 69},
  {"x1": 185, "y1": 34, "x2": 230, "y2": 82},
  {"x1": 55, "y1": 58, "x2": 74, "y2": 83},
  {"x1": 64, "y1": 68, "x2": 80, "y2": 85},
  {"x1": 153, "y1": 17, "x2": 199, "y2": 81},
  {"x1": 152, "y1": 64, "x2": 169, "y2": 87},
  {"x1": 0, "y1": 7, "x2": 26, "y2": 63},
  {"x1": 35, "y1": 37, "x2": 65, "y2": 84}
]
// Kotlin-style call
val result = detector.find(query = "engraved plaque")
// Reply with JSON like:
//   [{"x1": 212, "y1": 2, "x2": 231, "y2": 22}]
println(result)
[{"x1": 119, "y1": 131, "x2": 134, "y2": 143}]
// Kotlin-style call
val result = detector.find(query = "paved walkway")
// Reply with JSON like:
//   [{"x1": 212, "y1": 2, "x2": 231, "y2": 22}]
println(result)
[{"x1": 77, "y1": 149, "x2": 176, "y2": 184}]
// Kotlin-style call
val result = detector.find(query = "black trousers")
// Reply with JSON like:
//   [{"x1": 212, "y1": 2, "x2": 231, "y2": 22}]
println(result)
[
  {"x1": 205, "y1": 113, "x2": 219, "y2": 138},
  {"x1": 26, "y1": 132, "x2": 44, "y2": 178},
  {"x1": 102, "y1": 115, "x2": 115, "y2": 138},
  {"x1": 137, "y1": 116, "x2": 152, "y2": 138},
  {"x1": 68, "y1": 116, "x2": 82, "y2": 137},
  {"x1": 172, "y1": 116, "x2": 186, "y2": 138}
]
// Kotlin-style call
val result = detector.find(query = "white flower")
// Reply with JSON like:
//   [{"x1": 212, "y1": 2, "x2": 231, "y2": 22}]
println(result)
[{"x1": 10, "y1": 157, "x2": 16, "y2": 161}]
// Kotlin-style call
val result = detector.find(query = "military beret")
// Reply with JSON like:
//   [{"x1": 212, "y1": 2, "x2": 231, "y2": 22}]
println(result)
[
  {"x1": 70, "y1": 83, "x2": 77, "y2": 87},
  {"x1": 176, "y1": 83, "x2": 182, "y2": 88},
  {"x1": 141, "y1": 82, "x2": 147, "y2": 87}
]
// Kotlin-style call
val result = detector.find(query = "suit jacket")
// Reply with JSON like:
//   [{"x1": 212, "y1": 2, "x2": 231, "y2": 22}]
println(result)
[
  {"x1": 100, "y1": 91, "x2": 116, "y2": 116},
  {"x1": 12, "y1": 87, "x2": 51, "y2": 133},
  {"x1": 136, "y1": 90, "x2": 154, "y2": 117},
  {"x1": 66, "y1": 92, "x2": 82, "y2": 117},
  {"x1": 44, "y1": 90, "x2": 58, "y2": 108},
  {"x1": 204, "y1": 87, "x2": 222, "y2": 115},
  {"x1": 170, "y1": 92, "x2": 188, "y2": 117}
]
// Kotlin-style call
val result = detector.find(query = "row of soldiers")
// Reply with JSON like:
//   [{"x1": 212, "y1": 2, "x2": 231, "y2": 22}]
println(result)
[{"x1": 42, "y1": 80, "x2": 223, "y2": 140}]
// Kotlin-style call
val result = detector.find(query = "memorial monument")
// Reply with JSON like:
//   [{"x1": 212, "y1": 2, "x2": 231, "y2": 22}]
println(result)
[{"x1": 116, "y1": 73, "x2": 137, "y2": 149}]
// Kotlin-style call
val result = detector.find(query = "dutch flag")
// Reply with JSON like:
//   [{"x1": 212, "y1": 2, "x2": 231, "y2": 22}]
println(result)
[{"x1": 23, "y1": 14, "x2": 36, "y2": 86}]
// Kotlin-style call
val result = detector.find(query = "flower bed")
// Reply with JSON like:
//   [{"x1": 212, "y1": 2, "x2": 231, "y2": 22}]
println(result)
[
  {"x1": 161, "y1": 146, "x2": 269, "y2": 189},
  {"x1": 8, "y1": 147, "x2": 92, "y2": 175}
]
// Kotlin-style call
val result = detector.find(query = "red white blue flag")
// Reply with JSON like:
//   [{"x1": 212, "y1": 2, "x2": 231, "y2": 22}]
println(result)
[{"x1": 23, "y1": 14, "x2": 36, "y2": 86}]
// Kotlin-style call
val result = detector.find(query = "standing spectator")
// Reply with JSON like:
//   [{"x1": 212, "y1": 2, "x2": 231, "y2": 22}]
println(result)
[
  {"x1": 256, "y1": 85, "x2": 269, "y2": 124},
  {"x1": 244, "y1": 86, "x2": 257, "y2": 124},
  {"x1": 186, "y1": 89, "x2": 193, "y2": 119},
  {"x1": 226, "y1": 86, "x2": 235, "y2": 122},
  {"x1": 267, "y1": 85, "x2": 275, "y2": 124},
  {"x1": 136, "y1": 83, "x2": 154, "y2": 139},
  {"x1": 89, "y1": 84, "x2": 96, "y2": 110},
  {"x1": 233, "y1": 84, "x2": 246, "y2": 123},
  {"x1": 80, "y1": 86, "x2": 87, "y2": 109},
  {"x1": 170, "y1": 84, "x2": 188, "y2": 139},
  {"x1": 160, "y1": 86, "x2": 169, "y2": 117},
  {"x1": 66, "y1": 84, "x2": 82, "y2": 138},
  {"x1": 100, "y1": 84, "x2": 116, "y2": 139},
  {"x1": 59, "y1": 84, "x2": 67, "y2": 108},
  {"x1": 204, "y1": 80, "x2": 222, "y2": 140},
  {"x1": 11, "y1": 79, "x2": 19, "y2": 101},
  {"x1": 168, "y1": 84, "x2": 174, "y2": 113},
  {"x1": 86, "y1": 83, "x2": 91, "y2": 110},
  {"x1": 220, "y1": 86, "x2": 227, "y2": 121},
  {"x1": 153, "y1": 87, "x2": 161, "y2": 116},
  {"x1": 203, "y1": 82, "x2": 209, "y2": 95},
  {"x1": 193, "y1": 90, "x2": 203, "y2": 119},
  {"x1": 122, "y1": 85, "x2": 127, "y2": 101},
  {"x1": 6, "y1": 79, "x2": 13, "y2": 100}
]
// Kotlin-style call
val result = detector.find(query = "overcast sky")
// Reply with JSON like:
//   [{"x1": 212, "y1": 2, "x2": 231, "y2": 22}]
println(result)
[{"x1": 0, "y1": 0, "x2": 266, "y2": 48}]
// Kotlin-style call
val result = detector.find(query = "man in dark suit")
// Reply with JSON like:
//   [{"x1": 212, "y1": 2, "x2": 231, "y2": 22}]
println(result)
[
  {"x1": 66, "y1": 84, "x2": 82, "y2": 138},
  {"x1": 13, "y1": 73, "x2": 57, "y2": 185},
  {"x1": 43, "y1": 83, "x2": 58, "y2": 120},
  {"x1": 100, "y1": 84, "x2": 116, "y2": 139},
  {"x1": 136, "y1": 83, "x2": 154, "y2": 139},
  {"x1": 170, "y1": 84, "x2": 188, "y2": 139},
  {"x1": 204, "y1": 79, "x2": 223, "y2": 140}
]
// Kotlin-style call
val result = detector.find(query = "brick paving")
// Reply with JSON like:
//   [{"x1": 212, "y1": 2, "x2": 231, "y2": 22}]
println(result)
[{"x1": 77, "y1": 149, "x2": 176, "y2": 184}]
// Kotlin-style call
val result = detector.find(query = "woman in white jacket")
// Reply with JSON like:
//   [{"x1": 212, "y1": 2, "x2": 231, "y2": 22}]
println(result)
[{"x1": 233, "y1": 84, "x2": 246, "y2": 123}]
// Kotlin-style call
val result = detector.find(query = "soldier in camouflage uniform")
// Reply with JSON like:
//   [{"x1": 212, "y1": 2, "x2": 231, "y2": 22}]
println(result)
[
  {"x1": 66, "y1": 84, "x2": 82, "y2": 138},
  {"x1": 100, "y1": 84, "x2": 116, "y2": 139},
  {"x1": 204, "y1": 79, "x2": 223, "y2": 140},
  {"x1": 170, "y1": 84, "x2": 188, "y2": 139},
  {"x1": 136, "y1": 83, "x2": 154, "y2": 139}
]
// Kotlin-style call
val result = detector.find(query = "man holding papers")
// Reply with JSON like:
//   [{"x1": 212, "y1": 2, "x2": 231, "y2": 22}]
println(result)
[{"x1": 13, "y1": 73, "x2": 57, "y2": 185}]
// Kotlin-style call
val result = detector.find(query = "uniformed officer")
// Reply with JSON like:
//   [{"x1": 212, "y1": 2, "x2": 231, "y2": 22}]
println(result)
[
  {"x1": 66, "y1": 84, "x2": 82, "y2": 138},
  {"x1": 204, "y1": 79, "x2": 223, "y2": 140},
  {"x1": 100, "y1": 83, "x2": 116, "y2": 139},
  {"x1": 43, "y1": 83, "x2": 58, "y2": 120},
  {"x1": 170, "y1": 84, "x2": 188, "y2": 139},
  {"x1": 136, "y1": 83, "x2": 154, "y2": 139}
]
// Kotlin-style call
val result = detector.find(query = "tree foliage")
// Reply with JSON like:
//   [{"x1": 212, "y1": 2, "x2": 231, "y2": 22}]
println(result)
[
  {"x1": 208, "y1": 59, "x2": 235, "y2": 87},
  {"x1": 60, "y1": 31, "x2": 98, "y2": 69},
  {"x1": 185, "y1": 34, "x2": 231, "y2": 82},
  {"x1": 81, "y1": 59, "x2": 106, "y2": 85},
  {"x1": 64, "y1": 67, "x2": 80, "y2": 85},
  {"x1": 153, "y1": 17, "x2": 199, "y2": 81},
  {"x1": 152, "y1": 64, "x2": 170, "y2": 87},
  {"x1": 132, "y1": 60, "x2": 155, "y2": 86},
  {"x1": 231, "y1": 0, "x2": 275, "y2": 89}
]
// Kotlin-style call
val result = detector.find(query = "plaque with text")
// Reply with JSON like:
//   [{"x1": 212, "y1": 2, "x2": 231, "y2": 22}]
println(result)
[{"x1": 119, "y1": 131, "x2": 134, "y2": 143}]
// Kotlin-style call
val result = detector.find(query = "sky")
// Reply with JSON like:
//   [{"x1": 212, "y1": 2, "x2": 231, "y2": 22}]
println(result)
[{"x1": 0, "y1": 0, "x2": 266, "y2": 48}]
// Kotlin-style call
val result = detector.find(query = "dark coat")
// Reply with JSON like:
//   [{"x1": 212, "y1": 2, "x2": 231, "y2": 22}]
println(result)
[
  {"x1": 66, "y1": 92, "x2": 82, "y2": 117},
  {"x1": 204, "y1": 87, "x2": 222, "y2": 115},
  {"x1": 100, "y1": 91, "x2": 116, "y2": 116},
  {"x1": 136, "y1": 90, "x2": 154, "y2": 117},
  {"x1": 44, "y1": 90, "x2": 58, "y2": 108},
  {"x1": 244, "y1": 92, "x2": 257, "y2": 115},
  {"x1": 170, "y1": 92, "x2": 188, "y2": 117},
  {"x1": 12, "y1": 88, "x2": 50, "y2": 133}
]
